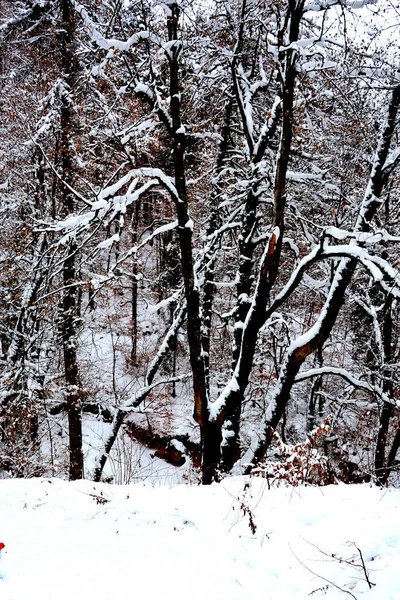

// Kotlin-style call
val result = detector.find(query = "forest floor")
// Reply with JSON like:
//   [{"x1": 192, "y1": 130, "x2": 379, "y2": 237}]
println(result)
[{"x1": 0, "y1": 477, "x2": 398, "y2": 599}]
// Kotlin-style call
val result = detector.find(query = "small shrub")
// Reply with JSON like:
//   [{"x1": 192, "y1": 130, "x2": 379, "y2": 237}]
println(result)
[{"x1": 252, "y1": 418, "x2": 336, "y2": 486}]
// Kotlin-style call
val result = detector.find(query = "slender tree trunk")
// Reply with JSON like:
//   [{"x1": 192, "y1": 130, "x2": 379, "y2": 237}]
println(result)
[
  {"x1": 308, "y1": 347, "x2": 324, "y2": 432},
  {"x1": 249, "y1": 259, "x2": 356, "y2": 468},
  {"x1": 201, "y1": 99, "x2": 233, "y2": 389},
  {"x1": 166, "y1": 4, "x2": 211, "y2": 479},
  {"x1": 59, "y1": 0, "x2": 83, "y2": 480},
  {"x1": 387, "y1": 429, "x2": 400, "y2": 475},
  {"x1": 130, "y1": 200, "x2": 139, "y2": 364},
  {"x1": 374, "y1": 294, "x2": 394, "y2": 485}
]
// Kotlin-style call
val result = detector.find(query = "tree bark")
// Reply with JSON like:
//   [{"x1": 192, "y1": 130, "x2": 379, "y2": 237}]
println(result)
[
  {"x1": 166, "y1": 4, "x2": 213, "y2": 478},
  {"x1": 374, "y1": 294, "x2": 395, "y2": 486},
  {"x1": 59, "y1": 0, "x2": 83, "y2": 480}
]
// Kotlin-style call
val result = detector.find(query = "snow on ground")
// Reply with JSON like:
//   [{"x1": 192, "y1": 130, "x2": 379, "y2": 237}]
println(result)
[{"x1": 0, "y1": 478, "x2": 399, "y2": 600}]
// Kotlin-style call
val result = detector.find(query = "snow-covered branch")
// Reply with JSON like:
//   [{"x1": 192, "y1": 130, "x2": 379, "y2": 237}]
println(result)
[
  {"x1": 120, "y1": 374, "x2": 190, "y2": 412},
  {"x1": 295, "y1": 366, "x2": 394, "y2": 405},
  {"x1": 73, "y1": 1, "x2": 163, "y2": 52}
]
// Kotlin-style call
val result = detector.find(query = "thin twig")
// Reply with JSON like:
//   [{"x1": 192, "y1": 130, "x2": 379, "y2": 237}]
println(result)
[
  {"x1": 354, "y1": 544, "x2": 375, "y2": 589},
  {"x1": 289, "y1": 543, "x2": 358, "y2": 600}
]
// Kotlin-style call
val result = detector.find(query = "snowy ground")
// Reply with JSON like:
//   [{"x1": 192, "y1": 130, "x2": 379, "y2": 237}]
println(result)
[{"x1": 0, "y1": 478, "x2": 399, "y2": 600}]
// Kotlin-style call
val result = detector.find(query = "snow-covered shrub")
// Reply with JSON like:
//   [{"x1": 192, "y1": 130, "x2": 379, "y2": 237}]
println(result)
[{"x1": 252, "y1": 419, "x2": 336, "y2": 486}]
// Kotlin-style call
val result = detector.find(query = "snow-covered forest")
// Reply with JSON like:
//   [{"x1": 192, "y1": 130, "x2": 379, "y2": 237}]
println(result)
[{"x1": 0, "y1": 0, "x2": 399, "y2": 488}]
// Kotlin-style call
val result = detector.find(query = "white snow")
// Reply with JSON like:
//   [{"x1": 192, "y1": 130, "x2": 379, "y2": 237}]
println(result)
[
  {"x1": 0, "y1": 478, "x2": 399, "y2": 599},
  {"x1": 99, "y1": 172, "x2": 137, "y2": 200},
  {"x1": 97, "y1": 233, "x2": 119, "y2": 249},
  {"x1": 161, "y1": 39, "x2": 182, "y2": 60},
  {"x1": 184, "y1": 219, "x2": 194, "y2": 230},
  {"x1": 134, "y1": 82, "x2": 154, "y2": 99},
  {"x1": 73, "y1": 2, "x2": 163, "y2": 52}
]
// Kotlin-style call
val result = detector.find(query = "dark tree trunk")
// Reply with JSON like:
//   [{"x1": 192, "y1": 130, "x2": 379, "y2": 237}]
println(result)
[
  {"x1": 387, "y1": 429, "x2": 400, "y2": 476},
  {"x1": 59, "y1": 0, "x2": 83, "y2": 481},
  {"x1": 166, "y1": 5, "x2": 211, "y2": 475},
  {"x1": 250, "y1": 260, "x2": 356, "y2": 468},
  {"x1": 375, "y1": 294, "x2": 394, "y2": 486},
  {"x1": 130, "y1": 200, "x2": 139, "y2": 364},
  {"x1": 93, "y1": 411, "x2": 125, "y2": 482},
  {"x1": 201, "y1": 421, "x2": 223, "y2": 485}
]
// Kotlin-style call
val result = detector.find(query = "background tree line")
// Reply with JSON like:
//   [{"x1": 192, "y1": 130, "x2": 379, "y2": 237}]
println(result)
[{"x1": 0, "y1": 0, "x2": 399, "y2": 486}]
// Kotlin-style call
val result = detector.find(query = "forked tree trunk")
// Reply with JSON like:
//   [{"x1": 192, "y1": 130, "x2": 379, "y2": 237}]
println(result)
[
  {"x1": 249, "y1": 84, "x2": 400, "y2": 470},
  {"x1": 218, "y1": 0, "x2": 305, "y2": 475}
]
